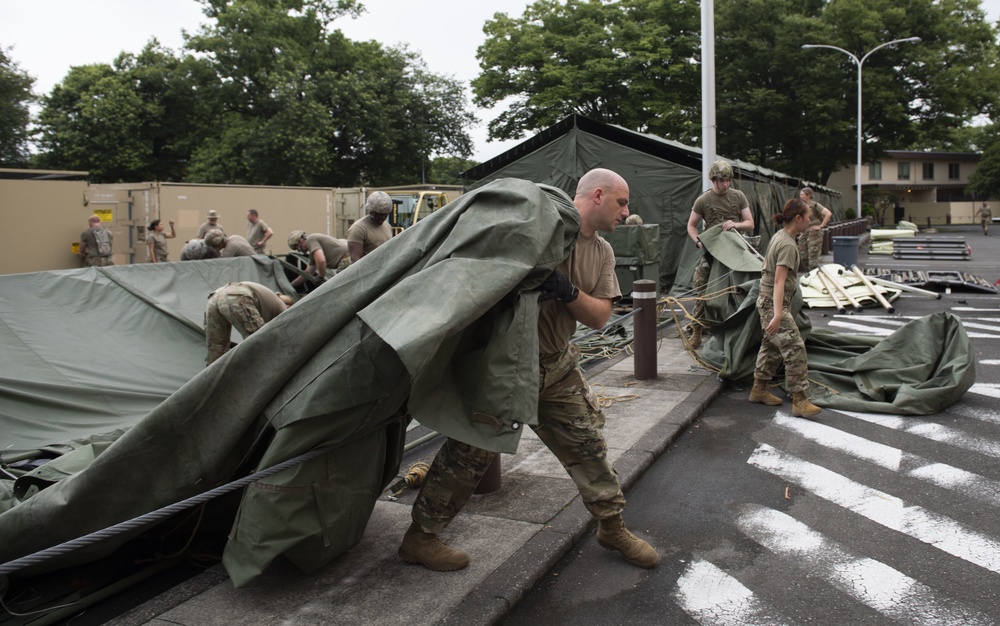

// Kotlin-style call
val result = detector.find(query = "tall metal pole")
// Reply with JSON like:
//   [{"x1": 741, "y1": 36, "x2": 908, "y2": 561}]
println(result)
[
  {"x1": 701, "y1": 0, "x2": 717, "y2": 187},
  {"x1": 801, "y1": 37, "x2": 920, "y2": 214}
]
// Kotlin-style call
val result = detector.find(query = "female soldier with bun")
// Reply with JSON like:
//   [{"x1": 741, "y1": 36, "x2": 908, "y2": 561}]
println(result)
[{"x1": 748, "y1": 197, "x2": 821, "y2": 418}]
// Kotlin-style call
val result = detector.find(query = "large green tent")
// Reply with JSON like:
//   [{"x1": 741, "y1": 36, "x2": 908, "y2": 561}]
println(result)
[{"x1": 463, "y1": 114, "x2": 842, "y2": 293}]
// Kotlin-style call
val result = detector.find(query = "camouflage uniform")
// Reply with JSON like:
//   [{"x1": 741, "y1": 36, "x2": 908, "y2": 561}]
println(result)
[
  {"x1": 80, "y1": 227, "x2": 114, "y2": 267},
  {"x1": 979, "y1": 205, "x2": 992, "y2": 235},
  {"x1": 412, "y1": 230, "x2": 625, "y2": 533},
  {"x1": 690, "y1": 187, "x2": 749, "y2": 325},
  {"x1": 755, "y1": 229, "x2": 809, "y2": 393},
  {"x1": 796, "y1": 200, "x2": 828, "y2": 272},
  {"x1": 204, "y1": 282, "x2": 288, "y2": 364}
]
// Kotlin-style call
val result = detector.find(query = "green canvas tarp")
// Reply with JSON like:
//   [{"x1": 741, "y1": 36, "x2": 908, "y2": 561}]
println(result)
[
  {"x1": 695, "y1": 227, "x2": 975, "y2": 414},
  {"x1": 0, "y1": 178, "x2": 580, "y2": 588}
]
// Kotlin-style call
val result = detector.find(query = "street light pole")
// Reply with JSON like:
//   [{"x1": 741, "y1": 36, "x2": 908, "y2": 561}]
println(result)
[{"x1": 802, "y1": 37, "x2": 920, "y2": 215}]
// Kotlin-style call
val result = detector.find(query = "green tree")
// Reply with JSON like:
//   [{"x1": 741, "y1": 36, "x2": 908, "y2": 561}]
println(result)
[
  {"x1": 428, "y1": 156, "x2": 478, "y2": 185},
  {"x1": 185, "y1": 0, "x2": 474, "y2": 186},
  {"x1": 473, "y1": 0, "x2": 1000, "y2": 185},
  {"x1": 0, "y1": 47, "x2": 35, "y2": 167},
  {"x1": 967, "y1": 125, "x2": 1000, "y2": 199},
  {"x1": 473, "y1": 0, "x2": 701, "y2": 143}
]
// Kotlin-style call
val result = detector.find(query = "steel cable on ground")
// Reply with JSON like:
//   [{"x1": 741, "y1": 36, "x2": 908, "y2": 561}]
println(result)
[{"x1": 0, "y1": 414, "x2": 407, "y2": 577}]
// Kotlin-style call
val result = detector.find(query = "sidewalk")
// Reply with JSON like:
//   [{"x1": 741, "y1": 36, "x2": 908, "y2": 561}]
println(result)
[{"x1": 109, "y1": 329, "x2": 723, "y2": 626}]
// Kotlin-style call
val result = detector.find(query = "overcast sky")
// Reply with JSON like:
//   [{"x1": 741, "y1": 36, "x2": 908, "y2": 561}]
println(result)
[{"x1": 2, "y1": 0, "x2": 999, "y2": 163}]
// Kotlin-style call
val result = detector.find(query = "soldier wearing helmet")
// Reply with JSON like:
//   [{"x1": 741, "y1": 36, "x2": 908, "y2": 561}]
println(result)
[
  {"x1": 287, "y1": 230, "x2": 350, "y2": 287},
  {"x1": 204, "y1": 229, "x2": 256, "y2": 258},
  {"x1": 685, "y1": 160, "x2": 754, "y2": 348},
  {"x1": 347, "y1": 191, "x2": 394, "y2": 262}
]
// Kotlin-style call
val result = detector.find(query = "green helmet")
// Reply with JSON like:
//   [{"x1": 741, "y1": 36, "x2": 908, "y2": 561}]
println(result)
[
  {"x1": 709, "y1": 160, "x2": 733, "y2": 181},
  {"x1": 204, "y1": 229, "x2": 226, "y2": 248},
  {"x1": 287, "y1": 230, "x2": 306, "y2": 250}
]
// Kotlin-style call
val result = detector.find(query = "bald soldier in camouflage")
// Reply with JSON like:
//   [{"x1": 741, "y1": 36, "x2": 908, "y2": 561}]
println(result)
[
  {"x1": 204, "y1": 281, "x2": 294, "y2": 364},
  {"x1": 399, "y1": 169, "x2": 659, "y2": 573},
  {"x1": 797, "y1": 187, "x2": 832, "y2": 272}
]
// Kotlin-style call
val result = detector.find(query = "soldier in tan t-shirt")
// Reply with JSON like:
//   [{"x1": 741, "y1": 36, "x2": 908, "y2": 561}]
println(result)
[
  {"x1": 401, "y1": 168, "x2": 660, "y2": 573},
  {"x1": 348, "y1": 191, "x2": 394, "y2": 262}
]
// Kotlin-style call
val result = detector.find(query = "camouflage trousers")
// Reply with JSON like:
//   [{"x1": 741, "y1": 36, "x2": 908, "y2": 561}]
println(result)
[
  {"x1": 755, "y1": 295, "x2": 809, "y2": 394},
  {"x1": 85, "y1": 256, "x2": 114, "y2": 267},
  {"x1": 983, "y1": 217, "x2": 991, "y2": 235},
  {"x1": 797, "y1": 229, "x2": 823, "y2": 272},
  {"x1": 204, "y1": 283, "x2": 265, "y2": 365},
  {"x1": 690, "y1": 252, "x2": 711, "y2": 324},
  {"x1": 411, "y1": 345, "x2": 625, "y2": 534}
]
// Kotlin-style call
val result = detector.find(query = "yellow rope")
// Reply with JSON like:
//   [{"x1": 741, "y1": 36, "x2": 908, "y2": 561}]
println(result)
[
  {"x1": 390, "y1": 461, "x2": 431, "y2": 497},
  {"x1": 589, "y1": 383, "x2": 640, "y2": 408}
]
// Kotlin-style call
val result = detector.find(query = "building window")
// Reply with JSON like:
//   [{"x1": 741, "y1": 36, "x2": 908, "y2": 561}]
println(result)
[
  {"x1": 869, "y1": 161, "x2": 882, "y2": 180},
  {"x1": 922, "y1": 162, "x2": 934, "y2": 180},
  {"x1": 949, "y1": 163, "x2": 960, "y2": 179},
  {"x1": 898, "y1": 162, "x2": 910, "y2": 180}
]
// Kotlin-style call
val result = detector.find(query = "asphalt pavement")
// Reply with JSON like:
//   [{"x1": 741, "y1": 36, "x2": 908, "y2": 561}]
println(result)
[{"x1": 105, "y1": 224, "x2": 996, "y2": 626}]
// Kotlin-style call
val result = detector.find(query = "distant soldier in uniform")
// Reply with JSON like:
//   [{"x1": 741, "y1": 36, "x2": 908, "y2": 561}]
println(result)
[
  {"x1": 146, "y1": 219, "x2": 177, "y2": 263},
  {"x1": 197, "y1": 210, "x2": 226, "y2": 239},
  {"x1": 287, "y1": 231, "x2": 351, "y2": 287},
  {"x1": 246, "y1": 209, "x2": 274, "y2": 253},
  {"x1": 685, "y1": 160, "x2": 755, "y2": 348},
  {"x1": 797, "y1": 187, "x2": 832, "y2": 271},
  {"x1": 204, "y1": 230, "x2": 257, "y2": 258},
  {"x1": 976, "y1": 202, "x2": 992, "y2": 235},
  {"x1": 347, "y1": 191, "x2": 394, "y2": 262},
  {"x1": 180, "y1": 238, "x2": 221, "y2": 261},
  {"x1": 204, "y1": 281, "x2": 294, "y2": 364},
  {"x1": 749, "y1": 197, "x2": 821, "y2": 418},
  {"x1": 398, "y1": 168, "x2": 659, "y2": 573},
  {"x1": 79, "y1": 215, "x2": 114, "y2": 267}
]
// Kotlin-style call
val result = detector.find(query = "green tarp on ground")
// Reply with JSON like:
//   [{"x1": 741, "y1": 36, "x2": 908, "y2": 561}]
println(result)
[
  {"x1": 696, "y1": 228, "x2": 975, "y2": 414},
  {"x1": 0, "y1": 178, "x2": 579, "y2": 588}
]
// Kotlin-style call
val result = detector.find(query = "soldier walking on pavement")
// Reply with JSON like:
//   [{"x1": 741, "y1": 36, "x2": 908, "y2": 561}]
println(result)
[
  {"x1": 797, "y1": 187, "x2": 832, "y2": 272},
  {"x1": 204, "y1": 281, "x2": 294, "y2": 364},
  {"x1": 399, "y1": 168, "x2": 660, "y2": 572},
  {"x1": 685, "y1": 160, "x2": 755, "y2": 348},
  {"x1": 749, "y1": 197, "x2": 821, "y2": 418},
  {"x1": 976, "y1": 202, "x2": 992, "y2": 235},
  {"x1": 79, "y1": 215, "x2": 114, "y2": 267}
]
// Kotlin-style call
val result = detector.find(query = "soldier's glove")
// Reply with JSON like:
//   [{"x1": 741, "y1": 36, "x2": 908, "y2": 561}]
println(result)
[{"x1": 538, "y1": 271, "x2": 579, "y2": 303}]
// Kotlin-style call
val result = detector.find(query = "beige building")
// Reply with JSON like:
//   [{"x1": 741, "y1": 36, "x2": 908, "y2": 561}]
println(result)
[{"x1": 827, "y1": 150, "x2": 987, "y2": 226}]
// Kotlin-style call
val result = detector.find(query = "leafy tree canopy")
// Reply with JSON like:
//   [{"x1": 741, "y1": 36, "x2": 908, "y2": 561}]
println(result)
[
  {"x1": 32, "y1": 0, "x2": 475, "y2": 186},
  {"x1": 475, "y1": 0, "x2": 1000, "y2": 185},
  {"x1": 0, "y1": 47, "x2": 35, "y2": 167}
]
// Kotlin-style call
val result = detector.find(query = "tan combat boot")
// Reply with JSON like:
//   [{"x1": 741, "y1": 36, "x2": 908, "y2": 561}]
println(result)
[
  {"x1": 398, "y1": 522, "x2": 470, "y2": 571},
  {"x1": 792, "y1": 391, "x2": 822, "y2": 418},
  {"x1": 596, "y1": 515, "x2": 660, "y2": 568},
  {"x1": 748, "y1": 380, "x2": 782, "y2": 406}
]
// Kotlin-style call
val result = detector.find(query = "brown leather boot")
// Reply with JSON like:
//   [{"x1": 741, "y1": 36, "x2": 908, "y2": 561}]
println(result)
[
  {"x1": 596, "y1": 515, "x2": 660, "y2": 568},
  {"x1": 792, "y1": 391, "x2": 822, "y2": 418},
  {"x1": 749, "y1": 380, "x2": 782, "y2": 406},
  {"x1": 398, "y1": 522, "x2": 470, "y2": 571}
]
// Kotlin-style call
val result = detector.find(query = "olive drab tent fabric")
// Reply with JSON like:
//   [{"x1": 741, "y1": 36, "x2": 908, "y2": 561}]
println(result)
[
  {"x1": 0, "y1": 179, "x2": 580, "y2": 588},
  {"x1": 462, "y1": 114, "x2": 842, "y2": 294},
  {"x1": 695, "y1": 228, "x2": 975, "y2": 414}
]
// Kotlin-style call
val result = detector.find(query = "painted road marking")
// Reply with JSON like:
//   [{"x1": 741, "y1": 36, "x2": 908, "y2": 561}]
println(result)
[
  {"x1": 837, "y1": 410, "x2": 1000, "y2": 459},
  {"x1": 736, "y1": 505, "x2": 994, "y2": 625},
  {"x1": 673, "y1": 558, "x2": 791, "y2": 626},
  {"x1": 747, "y1": 443, "x2": 1000, "y2": 574},
  {"x1": 772, "y1": 413, "x2": 1000, "y2": 507}
]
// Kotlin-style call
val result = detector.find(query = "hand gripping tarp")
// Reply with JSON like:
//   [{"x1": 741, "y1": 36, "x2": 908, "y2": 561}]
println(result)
[
  {"x1": 696, "y1": 227, "x2": 975, "y2": 414},
  {"x1": 0, "y1": 178, "x2": 580, "y2": 587}
]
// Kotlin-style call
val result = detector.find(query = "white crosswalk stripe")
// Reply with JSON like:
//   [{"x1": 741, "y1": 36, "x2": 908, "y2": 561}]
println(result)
[
  {"x1": 735, "y1": 504, "x2": 994, "y2": 625},
  {"x1": 673, "y1": 559, "x2": 791, "y2": 626},
  {"x1": 669, "y1": 400, "x2": 1000, "y2": 625}
]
